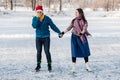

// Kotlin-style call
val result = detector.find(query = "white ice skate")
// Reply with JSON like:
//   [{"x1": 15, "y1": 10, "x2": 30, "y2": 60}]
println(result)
[
  {"x1": 71, "y1": 63, "x2": 76, "y2": 73},
  {"x1": 85, "y1": 62, "x2": 92, "y2": 72}
]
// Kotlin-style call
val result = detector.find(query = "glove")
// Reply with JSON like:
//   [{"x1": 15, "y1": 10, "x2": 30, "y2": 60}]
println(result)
[
  {"x1": 61, "y1": 31, "x2": 64, "y2": 35},
  {"x1": 79, "y1": 33, "x2": 83, "y2": 36},
  {"x1": 59, "y1": 31, "x2": 64, "y2": 38}
]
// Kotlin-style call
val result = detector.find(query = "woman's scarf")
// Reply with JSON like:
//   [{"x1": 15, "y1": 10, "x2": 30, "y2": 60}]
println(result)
[
  {"x1": 36, "y1": 13, "x2": 45, "y2": 22},
  {"x1": 73, "y1": 17, "x2": 91, "y2": 43}
]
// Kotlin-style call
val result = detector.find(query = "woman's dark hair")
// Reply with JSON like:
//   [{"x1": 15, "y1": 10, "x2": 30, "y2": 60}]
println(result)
[{"x1": 76, "y1": 8, "x2": 87, "y2": 23}]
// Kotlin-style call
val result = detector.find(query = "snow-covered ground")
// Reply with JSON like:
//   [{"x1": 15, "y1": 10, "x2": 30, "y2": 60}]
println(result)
[{"x1": 0, "y1": 10, "x2": 120, "y2": 80}]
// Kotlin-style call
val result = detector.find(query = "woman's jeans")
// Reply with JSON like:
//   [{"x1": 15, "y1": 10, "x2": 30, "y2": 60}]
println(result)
[{"x1": 36, "y1": 37, "x2": 51, "y2": 65}]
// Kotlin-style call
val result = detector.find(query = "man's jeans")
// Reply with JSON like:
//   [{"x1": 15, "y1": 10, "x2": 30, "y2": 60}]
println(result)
[{"x1": 36, "y1": 37, "x2": 52, "y2": 65}]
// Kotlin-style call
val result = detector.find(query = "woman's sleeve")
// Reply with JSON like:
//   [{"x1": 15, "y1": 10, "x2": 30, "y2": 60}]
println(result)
[
  {"x1": 81, "y1": 22, "x2": 88, "y2": 34},
  {"x1": 66, "y1": 23, "x2": 73, "y2": 31}
]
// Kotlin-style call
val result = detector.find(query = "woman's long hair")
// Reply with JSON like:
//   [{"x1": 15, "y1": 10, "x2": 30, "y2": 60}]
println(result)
[{"x1": 76, "y1": 8, "x2": 87, "y2": 23}]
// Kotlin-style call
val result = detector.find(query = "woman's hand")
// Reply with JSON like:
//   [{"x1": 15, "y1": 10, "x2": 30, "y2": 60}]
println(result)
[{"x1": 79, "y1": 33, "x2": 83, "y2": 36}]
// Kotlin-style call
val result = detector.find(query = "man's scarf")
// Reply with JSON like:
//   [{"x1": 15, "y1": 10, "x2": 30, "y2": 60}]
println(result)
[{"x1": 36, "y1": 13, "x2": 45, "y2": 22}]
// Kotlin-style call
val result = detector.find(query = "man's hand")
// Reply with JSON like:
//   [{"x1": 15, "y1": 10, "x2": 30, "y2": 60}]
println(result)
[{"x1": 59, "y1": 34, "x2": 63, "y2": 38}]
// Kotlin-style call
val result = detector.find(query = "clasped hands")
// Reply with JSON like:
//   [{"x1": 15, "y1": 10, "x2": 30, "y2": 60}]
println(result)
[
  {"x1": 59, "y1": 32, "x2": 64, "y2": 38},
  {"x1": 59, "y1": 32, "x2": 83, "y2": 38}
]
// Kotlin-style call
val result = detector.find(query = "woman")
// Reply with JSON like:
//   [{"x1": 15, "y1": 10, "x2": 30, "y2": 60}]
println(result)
[
  {"x1": 60, "y1": 8, "x2": 92, "y2": 72},
  {"x1": 32, "y1": 5, "x2": 62, "y2": 72}
]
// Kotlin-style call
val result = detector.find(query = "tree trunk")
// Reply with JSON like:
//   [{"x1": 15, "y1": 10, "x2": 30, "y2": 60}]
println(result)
[
  {"x1": 32, "y1": 0, "x2": 36, "y2": 11},
  {"x1": 112, "y1": 0, "x2": 115, "y2": 10},
  {"x1": 106, "y1": 0, "x2": 109, "y2": 11},
  {"x1": 10, "y1": 0, "x2": 13, "y2": 10},
  {"x1": 4, "y1": 0, "x2": 8, "y2": 10},
  {"x1": 59, "y1": 0, "x2": 62, "y2": 11},
  {"x1": 48, "y1": 0, "x2": 51, "y2": 12}
]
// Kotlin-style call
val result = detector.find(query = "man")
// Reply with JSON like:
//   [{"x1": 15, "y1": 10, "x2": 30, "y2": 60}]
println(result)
[{"x1": 32, "y1": 5, "x2": 62, "y2": 72}]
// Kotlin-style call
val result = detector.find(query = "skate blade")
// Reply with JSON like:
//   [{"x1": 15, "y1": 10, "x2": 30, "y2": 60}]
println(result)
[
  {"x1": 35, "y1": 70, "x2": 40, "y2": 72},
  {"x1": 86, "y1": 69, "x2": 92, "y2": 72}
]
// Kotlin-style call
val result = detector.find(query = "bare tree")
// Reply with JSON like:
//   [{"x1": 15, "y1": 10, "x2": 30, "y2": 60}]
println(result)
[
  {"x1": 112, "y1": 0, "x2": 115, "y2": 10},
  {"x1": 4, "y1": 0, "x2": 8, "y2": 9},
  {"x1": 10, "y1": 0, "x2": 13, "y2": 10},
  {"x1": 24, "y1": 0, "x2": 31, "y2": 8},
  {"x1": 1, "y1": 0, "x2": 120, "y2": 11},
  {"x1": 31, "y1": 0, "x2": 36, "y2": 10},
  {"x1": 59, "y1": 0, "x2": 62, "y2": 11},
  {"x1": 48, "y1": 0, "x2": 51, "y2": 11},
  {"x1": 36, "y1": 0, "x2": 43, "y2": 5},
  {"x1": 116, "y1": 0, "x2": 120, "y2": 10}
]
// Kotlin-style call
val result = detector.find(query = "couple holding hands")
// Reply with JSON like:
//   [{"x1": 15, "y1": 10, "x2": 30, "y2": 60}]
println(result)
[{"x1": 32, "y1": 5, "x2": 92, "y2": 73}]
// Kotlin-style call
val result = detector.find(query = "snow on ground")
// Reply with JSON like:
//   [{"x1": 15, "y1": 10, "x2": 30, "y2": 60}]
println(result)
[{"x1": 0, "y1": 10, "x2": 120, "y2": 80}]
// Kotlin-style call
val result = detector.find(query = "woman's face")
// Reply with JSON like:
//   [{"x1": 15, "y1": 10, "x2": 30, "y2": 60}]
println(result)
[
  {"x1": 36, "y1": 11, "x2": 43, "y2": 17},
  {"x1": 75, "y1": 10, "x2": 81, "y2": 17}
]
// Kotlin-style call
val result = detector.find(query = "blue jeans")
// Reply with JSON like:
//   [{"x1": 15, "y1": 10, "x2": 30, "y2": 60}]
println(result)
[{"x1": 36, "y1": 37, "x2": 52, "y2": 65}]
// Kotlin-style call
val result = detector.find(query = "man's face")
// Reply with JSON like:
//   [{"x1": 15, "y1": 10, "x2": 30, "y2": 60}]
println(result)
[{"x1": 36, "y1": 11, "x2": 43, "y2": 17}]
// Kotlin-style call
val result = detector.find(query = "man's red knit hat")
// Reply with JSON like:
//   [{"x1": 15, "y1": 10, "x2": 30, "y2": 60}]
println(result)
[{"x1": 35, "y1": 5, "x2": 43, "y2": 11}]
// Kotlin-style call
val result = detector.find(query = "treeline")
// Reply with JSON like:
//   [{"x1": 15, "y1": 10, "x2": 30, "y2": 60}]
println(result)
[{"x1": 0, "y1": 0, "x2": 120, "y2": 11}]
